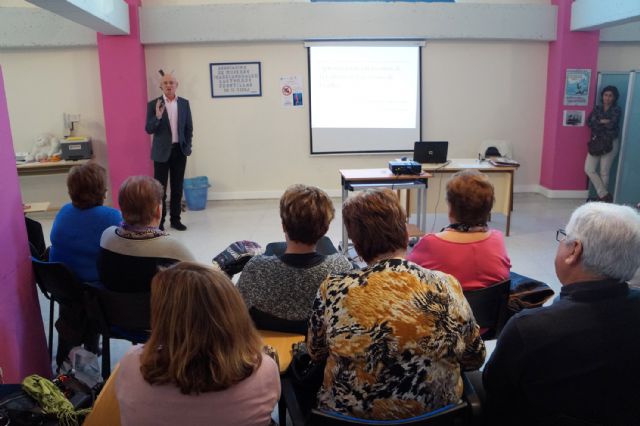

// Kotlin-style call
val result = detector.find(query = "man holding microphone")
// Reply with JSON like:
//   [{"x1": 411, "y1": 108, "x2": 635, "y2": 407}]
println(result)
[{"x1": 145, "y1": 70, "x2": 193, "y2": 231}]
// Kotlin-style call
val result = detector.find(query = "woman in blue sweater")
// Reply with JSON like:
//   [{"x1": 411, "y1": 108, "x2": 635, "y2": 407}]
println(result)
[{"x1": 49, "y1": 162, "x2": 121, "y2": 366}]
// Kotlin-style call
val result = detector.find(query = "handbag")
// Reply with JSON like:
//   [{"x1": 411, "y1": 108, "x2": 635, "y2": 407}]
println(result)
[
  {"x1": 287, "y1": 342, "x2": 326, "y2": 393},
  {"x1": 587, "y1": 133, "x2": 613, "y2": 156},
  {"x1": 211, "y1": 240, "x2": 263, "y2": 278},
  {"x1": 0, "y1": 387, "x2": 47, "y2": 426}
]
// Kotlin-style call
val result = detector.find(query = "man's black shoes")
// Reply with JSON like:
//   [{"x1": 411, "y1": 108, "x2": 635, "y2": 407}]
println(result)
[{"x1": 170, "y1": 221, "x2": 187, "y2": 231}]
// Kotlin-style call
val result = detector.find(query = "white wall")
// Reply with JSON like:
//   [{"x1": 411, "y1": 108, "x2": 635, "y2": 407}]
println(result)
[
  {"x1": 598, "y1": 43, "x2": 640, "y2": 70},
  {"x1": 1, "y1": 39, "x2": 550, "y2": 207},
  {"x1": 0, "y1": 47, "x2": 108, "y2": 207},
  {"x1": 145, "y1": 40, "x2": 549, "y2": 198}
]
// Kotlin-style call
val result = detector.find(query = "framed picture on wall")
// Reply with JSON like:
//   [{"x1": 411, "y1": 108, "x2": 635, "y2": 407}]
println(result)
[
  {"x1": 563, "y1": 110, "x2": 585, "y2": 127},
  {"x1": 210, "y1": 62, "x2": 262, "y2": 98},
  {"x1": 564, "y1": 69, "x2": 591, "y2": 106}
]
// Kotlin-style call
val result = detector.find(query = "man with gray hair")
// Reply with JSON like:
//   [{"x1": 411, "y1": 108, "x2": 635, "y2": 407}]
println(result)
[{"x1": 483, "y1": 202, "x2": 640, "y2": 426}]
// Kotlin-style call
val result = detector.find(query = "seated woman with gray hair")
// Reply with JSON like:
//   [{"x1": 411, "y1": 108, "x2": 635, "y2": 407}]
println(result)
[{"x1": 98, "y1": 175, "x2": 195, "y2": 293}]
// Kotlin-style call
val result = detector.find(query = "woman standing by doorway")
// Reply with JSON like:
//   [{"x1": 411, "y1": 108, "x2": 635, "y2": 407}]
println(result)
[{"x1": 585, "y1": 85, "x2": 622, "y2": 202}]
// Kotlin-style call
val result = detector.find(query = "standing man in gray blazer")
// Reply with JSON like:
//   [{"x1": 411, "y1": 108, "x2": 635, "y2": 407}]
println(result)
[{"x1": 145, "y1": 72, "x2": 193, "y2": 231}]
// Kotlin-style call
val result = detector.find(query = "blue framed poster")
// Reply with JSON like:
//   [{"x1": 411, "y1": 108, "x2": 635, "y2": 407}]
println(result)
[
  {"x1": 564, "y1": 68, "x2": 591, "y2": 106},
  {"x1": 210, "y1": 62, "x2": 262, "y2": 98}
]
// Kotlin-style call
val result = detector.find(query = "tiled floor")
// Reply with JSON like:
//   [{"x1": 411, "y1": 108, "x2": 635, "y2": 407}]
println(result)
[{"x1": 30, "y1": 193, "x2": 582, "y2": 376}]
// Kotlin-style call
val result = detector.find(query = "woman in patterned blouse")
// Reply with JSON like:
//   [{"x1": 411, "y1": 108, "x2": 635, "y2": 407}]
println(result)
[{"x1": 307, "y1": 188, "x2": 485, "y2": 420}]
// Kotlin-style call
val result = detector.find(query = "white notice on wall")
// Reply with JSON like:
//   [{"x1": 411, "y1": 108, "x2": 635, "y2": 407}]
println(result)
[{"x1": 280, "y1": 76, "x2": 303, "y2": 107}]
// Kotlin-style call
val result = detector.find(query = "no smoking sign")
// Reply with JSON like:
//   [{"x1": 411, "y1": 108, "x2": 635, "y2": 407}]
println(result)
[{"x1": 282, "y1": 85, "x2": 293, "y2": 96}]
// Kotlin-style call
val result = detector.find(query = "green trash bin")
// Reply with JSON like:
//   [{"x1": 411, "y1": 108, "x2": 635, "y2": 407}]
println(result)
[{"x1": 183, "y1": 176, "x2": 210, "y2": 211}]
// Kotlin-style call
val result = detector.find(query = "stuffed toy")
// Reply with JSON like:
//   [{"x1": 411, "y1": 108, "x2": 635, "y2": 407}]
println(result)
[{"x1": 25, "y1": 134, "x2": 61, "y2": 162}]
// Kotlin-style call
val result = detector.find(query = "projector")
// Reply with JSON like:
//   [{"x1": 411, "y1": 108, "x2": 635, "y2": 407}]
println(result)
[{"x1": 388, "y1": 160, "x2": 422, "y2": 175}]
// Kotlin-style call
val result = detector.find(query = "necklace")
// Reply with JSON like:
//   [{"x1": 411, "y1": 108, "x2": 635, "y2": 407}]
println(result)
[{"x1": 442, "y1": 223, "x2": 489, "y2": 233}]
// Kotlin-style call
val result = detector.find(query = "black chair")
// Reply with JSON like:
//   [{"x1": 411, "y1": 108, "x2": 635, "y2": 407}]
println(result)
[
  {"x1": 250, "y1": 307, "x2": 308, "y2": 335},
  {"x1": 84, "y1": 284, "x2": 150, "y2": 380},
  {"x1": 31, "y1": 258, "x2": 87, "y2": 361},
  {"x1": 463, "y1": 279, "x2": 511, "y2": 340},
  {"x1": 265, "y1": 236, "x2": 338, "y2": 257},
  {"x1": 25, "y1": 217, "x2": 46, "y2": 260},
  {"x1": 280, "y1": 372, "x2": 481, "y2": 426}
]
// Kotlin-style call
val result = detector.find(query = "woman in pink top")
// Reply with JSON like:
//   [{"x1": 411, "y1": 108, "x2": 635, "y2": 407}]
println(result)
[
  {"x1": 407, "y1": 170, "x2": 511, "y2": 291},
  {"x1": 115, "y1": 262, "x2": 280, "y2": 426}
]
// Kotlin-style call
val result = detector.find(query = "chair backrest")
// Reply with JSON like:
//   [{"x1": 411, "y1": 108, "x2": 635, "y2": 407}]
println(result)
[
  {"x1": 310, "y1": 402, "x2": 468, "y2": 425},
  {"x1": 264, "y1": 236, "x2": 338, "y2": 257},
  {"x1": 250, "y1": 307, "x2": 308, "y2": 335},
  {"x1": 463, "y1": 279, "x2": 511, "y2": 340},
  {"x1": 85, "y1": 285, "x2": 150, "y2": 339},
  {"x1": 31, "y1": 258, "x2": 85, "y2": 305},
  {"x1": 25, "y1": 217, "x2": 46, "y2": 259},
  {"x1": 97, "y1": 249, "x2": 178, "y2": 293}
]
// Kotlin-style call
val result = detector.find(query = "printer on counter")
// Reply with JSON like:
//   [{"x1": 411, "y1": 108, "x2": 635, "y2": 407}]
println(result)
[{"x1": 60, "y1": 137, "x2": 92, "y2": 160}]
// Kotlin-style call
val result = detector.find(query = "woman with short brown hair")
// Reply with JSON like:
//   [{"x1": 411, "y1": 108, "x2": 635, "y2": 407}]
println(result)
[
  {"x1": 49, "y1": 162, "x2": 122, "y2": 366},
  {"x1": 66, "y1": 162, "x2": 109, "y2": 209},
  {"x1": 342, "y1": 187, "x2": 408, "y2": 263},
  {"x1": 308, "y1": 188, "x2": 484, "y2": 420},
  {"x1": 118, "y1": 175, "x2": 165, "y2": 226},
  {"x1": 237, "y1": 184, "x2": 351, "y2": 333},
  {"x1": 98, "y1": 175, "x2": 194, "y2": 293},
  {"x1": 407, "y1": 170, "x2": 511, "y2": 290},
  {"x1": 279, "y1": 184, "x2": 335, "y2": 244},
  {"x1": 115, "y1": 262, "x2": 280, "y2": 425}
]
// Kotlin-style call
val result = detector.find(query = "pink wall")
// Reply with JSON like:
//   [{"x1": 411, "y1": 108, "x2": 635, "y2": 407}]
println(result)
[
  {"x1": 97, "y1": 0, "x2": 152, "y2": 207},
  {"x1": 540, "y1": 0, "x2": 600, "y2": 190},
  {"x1": 0, "y1": 66, "x2": 50, "y2": 382}
]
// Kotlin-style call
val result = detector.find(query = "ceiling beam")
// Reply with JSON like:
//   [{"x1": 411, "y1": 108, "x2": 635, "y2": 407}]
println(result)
[
  {"x1": 25, "y1": 0, "x2": 129, "y2": 36},
  {"x1": 571, "y1": 0, "x2": 640, "y2": 31}
]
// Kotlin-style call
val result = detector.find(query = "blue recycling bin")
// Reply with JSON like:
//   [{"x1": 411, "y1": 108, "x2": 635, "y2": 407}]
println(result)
[{"x1": 183, "y1": 176, "x2": 210, "y2": 211}]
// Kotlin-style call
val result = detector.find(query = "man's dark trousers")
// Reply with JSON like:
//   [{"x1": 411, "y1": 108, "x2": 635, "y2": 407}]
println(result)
[{"x1": 154, "y1": 144, "x2": 187, "y2": 226}]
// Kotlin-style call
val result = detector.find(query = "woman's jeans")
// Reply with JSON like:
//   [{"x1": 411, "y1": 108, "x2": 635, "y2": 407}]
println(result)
[{"x1": 584, "y1": 138, "x2": 619, "y2": 198}]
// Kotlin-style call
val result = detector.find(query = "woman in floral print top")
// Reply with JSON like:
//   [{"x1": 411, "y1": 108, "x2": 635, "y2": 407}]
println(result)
[{"x1": 307, "y1": 188, "x2": 485, "y2": 420}]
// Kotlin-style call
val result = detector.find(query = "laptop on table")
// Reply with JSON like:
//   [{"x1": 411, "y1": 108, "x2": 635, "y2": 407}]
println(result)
[{"x1": 413, "y1": 141, "x2": 449, "y2": 165}]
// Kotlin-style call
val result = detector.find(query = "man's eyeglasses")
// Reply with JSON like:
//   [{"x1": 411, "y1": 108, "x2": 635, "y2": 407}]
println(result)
[{"x1": 556, "y1": 229, "x2": 567, "y2": 242}]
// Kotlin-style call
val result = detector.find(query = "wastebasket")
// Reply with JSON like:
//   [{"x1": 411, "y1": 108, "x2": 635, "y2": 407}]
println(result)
[{"x1": 183, "y1": 176, "x2": 210, "y2": 211}]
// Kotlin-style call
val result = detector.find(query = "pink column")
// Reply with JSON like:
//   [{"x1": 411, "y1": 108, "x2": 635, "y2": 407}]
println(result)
[
  {"x1": 97, "y1": 0, "x2": 152, "y2": 207},
  {"x1": 540, "y1": 0, "x2": 600, "y2": 191},
  {"x1": 0, "y1": 66, "x2": 50, "y2": 382}
]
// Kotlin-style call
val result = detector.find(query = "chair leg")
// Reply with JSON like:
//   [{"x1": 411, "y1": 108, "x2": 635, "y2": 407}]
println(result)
[
  {"x1": 48, "y1": 300, "x2": 54, "y2": 361},
  {"x1": 278, "y1": 392, "x2": 287, "y2": 426},
  {"x1": 101, "y1": 335, "x2": 111, "y2": 381}
]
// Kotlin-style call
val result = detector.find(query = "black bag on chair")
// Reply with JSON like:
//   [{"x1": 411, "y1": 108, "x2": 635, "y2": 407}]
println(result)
[
  {"x1": 211, "y1": 240, "x2": 263, "y2": 277},
  {"x1": 287, "y1": 342, "x2": 326, "y2": 394},
  {"x1": 0, "y1": 387, "x2": 47, "y2": 426}
]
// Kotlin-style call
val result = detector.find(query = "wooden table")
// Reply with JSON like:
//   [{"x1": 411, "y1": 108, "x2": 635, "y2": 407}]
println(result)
[
  {"x1": 23, "y1": 202, "x2": 50, "y2": 213},
  {"x1": 421, "y1": 158, "x2": 519, "y2": 236},
  {"x1": 339, "y1": 168, "x2": 431, "y2": 254},
  {"x1": 16, "y1": 159, "x2": 89, "y2": 176},
  {"x1": 259, "y1": 330, "x2": 305, "y2": 374}
]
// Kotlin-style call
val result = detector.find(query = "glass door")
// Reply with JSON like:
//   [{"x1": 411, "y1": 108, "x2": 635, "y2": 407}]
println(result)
[{"x1": 588, "y1": 72, "x2": 630, "y2": 200}]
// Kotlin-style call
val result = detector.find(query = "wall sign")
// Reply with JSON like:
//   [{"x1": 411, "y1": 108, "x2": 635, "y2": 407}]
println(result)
[
  {"x1": 210, "y1": 62, "x2": 262, "y2": 98},
  {"x1": 562, "y1": 110, "x2": 585, "y2": 127},
  {"x1": 280, "y1": 75, "x2": 304, "y2": 107},
  {"x1": 564, "y1": 69, "x2": 591, "y2": 106}
]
